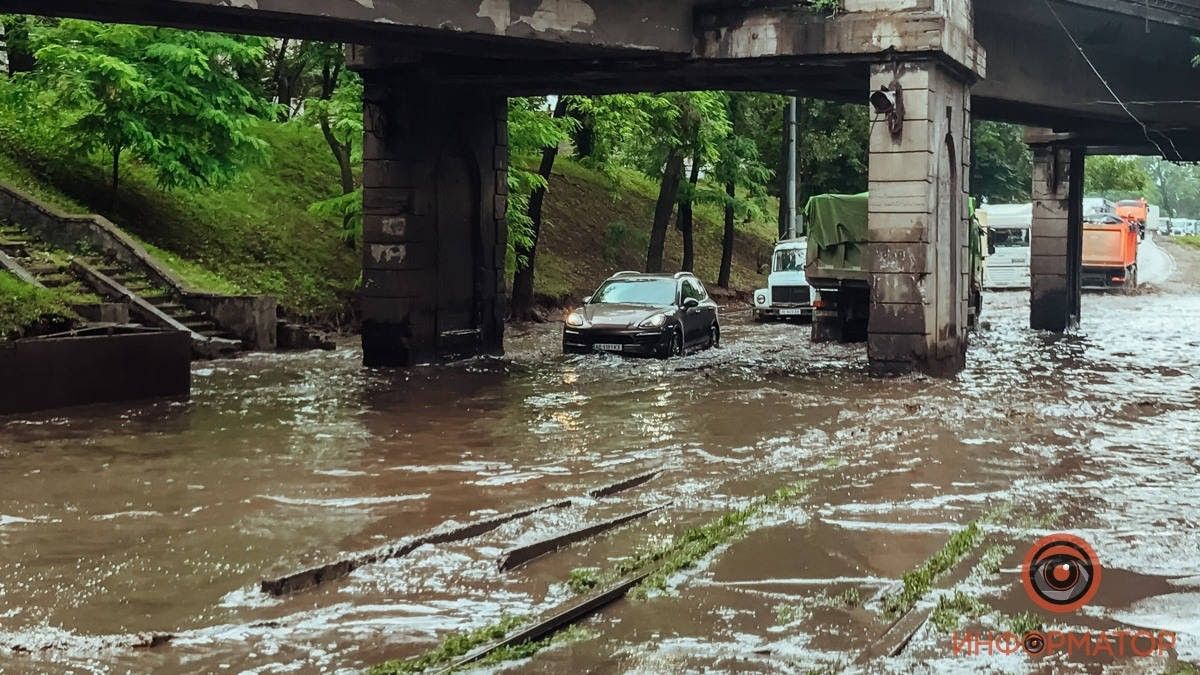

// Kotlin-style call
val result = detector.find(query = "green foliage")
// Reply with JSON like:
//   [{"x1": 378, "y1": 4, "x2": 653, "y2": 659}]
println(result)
[
  {"x1": 972, "y1": 121, "x2": 1031, "y2": 203},
  {"x1": 567, "y1": 481, "x2": 807, "y2": 601},
  {"x1": 0, "y1": 270, "x2": 78, "y2": 340},
  {"x1": 369, "y1": 615, "x2": 526, "y2": 674},
  {"x1": 1178, "y1": 235, "x2": 1200, "y2": 250},
  {"x1": 1004, "y1": 611, "x2": 1044, "y2": 636},
  {"x1": 0, "y1": 99, "x2": 358, "y2": 315},
  {"x1": 1085, "y1": 155, "x2": 1150, "y2": 198},
  {"x1": 308, "y1": 188, "x2": 363, "y2": 245},
  {"x1": 21, "y1": 20, "x2": 271, "y2": 192},
  {"x1": 929, "y1": 591, "x2": 991, "y2": 632},
  {"x1": 881, "y1": 521, "x2": 982, "y2": 619},
  {"x1": 507, "y1": 97, "x2": 577, "y2": 270},
  {"x1": 1145, "y1": 157, "x2": 1200, "y2": 218}
]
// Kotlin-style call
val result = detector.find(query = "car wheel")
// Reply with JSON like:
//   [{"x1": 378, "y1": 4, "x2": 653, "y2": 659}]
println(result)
[
  {"x1": 668, "y1": 326, "x2": 685, "y2": 358},
  {"x1": 709, "y1": 322, "x2": 720, "y2": 349}
]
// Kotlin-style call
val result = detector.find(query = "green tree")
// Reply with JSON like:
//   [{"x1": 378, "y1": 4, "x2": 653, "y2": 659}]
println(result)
[
  {"x1": 1144, "y1": 157, "x2": 1200, "y2": 218},
  {"x1": 508, "y1": 96, "x2": 575, "y2": 318},
  {"x1": 1085, "y1": 155, "x2": 1150, "y2": 199},
  {"x1": 707, "y1": 93, "x2": 773, "y2": 288},
  {"x1": 25, "y1": 20, "x2": 270, "y2": 204},
  {"x1": 971, "y1": 121, "x2": 1031, "y2": 203}
]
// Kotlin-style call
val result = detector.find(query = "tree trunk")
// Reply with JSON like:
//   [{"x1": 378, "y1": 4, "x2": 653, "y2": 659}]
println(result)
[
  {"x1": 511, "y1": 97, "x2": 569, "y2": 322},
  {"x1": 647, "y1": 148, "x2": 685, "y2": 273},
  {"x1": 719, "y1": 180, "x2": 736, "y2": 288},
  {"x1": 319, "y1": 117, "x2": 355, "y2": 196},
  {"x1": 271, "y1": 37, "x2": 291, "y2": 117},
  {"x1": 109, "y1": 146, "x2": 122, "y2": 213},
  {"x1": 677, "y1": 149, "x2": 701, "y2": 272},
  {"x1": 1, "y1": 17, "x2": 35, "y2": 75}
]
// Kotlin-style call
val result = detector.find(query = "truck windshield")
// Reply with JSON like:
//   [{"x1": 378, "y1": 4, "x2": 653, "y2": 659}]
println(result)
[
  {"x1": 773, "y1": 249, "x2": 806, "y2": 272},
  {"x1": 991, "y1": 228, "x2": 1030, "y2": 248},
  {"x1": 591, "y1": 278, "x2": 677, "y2": 306}
]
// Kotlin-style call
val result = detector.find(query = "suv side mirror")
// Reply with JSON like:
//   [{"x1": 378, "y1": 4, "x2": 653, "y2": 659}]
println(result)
[
  {"x1": 683, "y1": 297, "x2": 700, "y2": 309},
  {"x1": 582, "y1": 295, "x2": 592, "y2": 304}
]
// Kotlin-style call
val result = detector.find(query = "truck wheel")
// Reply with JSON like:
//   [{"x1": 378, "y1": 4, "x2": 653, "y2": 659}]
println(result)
[{"x1": 1126, "y1": 265, "x2": 1138, "y2": 293}]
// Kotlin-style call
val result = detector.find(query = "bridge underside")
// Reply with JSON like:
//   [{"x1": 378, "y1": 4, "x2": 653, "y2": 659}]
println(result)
[{"x1": 6, "y1": 0, "x2": 1200, "y2": 372}]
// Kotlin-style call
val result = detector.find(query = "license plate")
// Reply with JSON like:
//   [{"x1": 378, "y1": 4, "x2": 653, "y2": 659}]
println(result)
[
  {"x1": 779, "y1": 308, "x2": 807, "y2": 316},
  {"x1": 594, "y1": 343, "x2": 623, "y2": 352}
]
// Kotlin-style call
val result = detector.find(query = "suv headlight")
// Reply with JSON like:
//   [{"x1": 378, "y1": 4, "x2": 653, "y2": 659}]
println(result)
[
  {"x1": 565, "y1": 311, "x2": 585, "y2": 327},
  {"x1": 639, "y1": 313, "x2": 667, "y2": 328}
]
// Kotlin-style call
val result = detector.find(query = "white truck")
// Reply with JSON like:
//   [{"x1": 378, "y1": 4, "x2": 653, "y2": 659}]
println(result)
[{"x1": 753, "y1": 238, "x2": 813, "y2": 322}]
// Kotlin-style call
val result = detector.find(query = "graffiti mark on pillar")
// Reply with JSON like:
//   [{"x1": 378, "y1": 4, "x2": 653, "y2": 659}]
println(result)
[
  {"x1": 477, "y1": 0, "x2": 511, "y2": 33},
  {"x1": 370, "y1": 244, "x2": 408, "y2": 266},
  {"x1": 380, "y1": 217, "x2": 407, "y2": 237}
]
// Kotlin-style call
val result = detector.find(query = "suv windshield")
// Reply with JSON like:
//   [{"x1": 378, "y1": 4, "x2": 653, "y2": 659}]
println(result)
[
  {"x1": 773, "y1": 248, "x2": 806, "y2": 272},
  {"x1": 591, "y1": 278, "x2": 677, "y2": 306}
]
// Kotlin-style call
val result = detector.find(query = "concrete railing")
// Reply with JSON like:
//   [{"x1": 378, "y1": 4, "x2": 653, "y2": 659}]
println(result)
[{"x1": 0, "y1": 180, "x2": 276, "y2": 350}]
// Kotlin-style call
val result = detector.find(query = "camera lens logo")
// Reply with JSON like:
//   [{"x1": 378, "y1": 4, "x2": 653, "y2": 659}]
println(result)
[{"x1": 1022, "y1": 533, "x2": 1102, "y2": 613}]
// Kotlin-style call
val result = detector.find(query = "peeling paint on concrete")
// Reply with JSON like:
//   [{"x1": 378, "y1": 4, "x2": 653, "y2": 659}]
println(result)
[
  {"x1": 518, "y1": 0, "x2": 596, "y2": 33},
  {"x1": 370, "y1": 244, "x2": 407, "y2": 265},
  {"x1": 225, "y1": 0, "x2": 258, "y2": 8},
  {"x1": 476, "y1": 0, "x2": 511, "y2": 33},
  {"x1": 354, "y1": 0, "x2": 375, "y2": 9}
]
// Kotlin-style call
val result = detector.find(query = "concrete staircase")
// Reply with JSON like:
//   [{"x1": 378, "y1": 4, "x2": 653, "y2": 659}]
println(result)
[
  {"x1": 0, "y1": 220, "x2": 242, "y2": 358},
  {"x1": 80, "y1": 256, "x2": 238, "y2": 343},
  {"x1": 0, "y1": 222, "x2": 108, "y2": 311}
]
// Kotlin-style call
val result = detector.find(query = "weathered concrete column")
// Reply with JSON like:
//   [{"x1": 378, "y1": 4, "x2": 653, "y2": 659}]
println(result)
[
  {"x1": 866, "y1": 60, "x2": 974, "y2": 376},
  {"x1": 1027, "y1": 136, "x2": 1083, "y2": 332},
  {"x1": 354, "y1": 52, "x2": 507, "y2": 367}
]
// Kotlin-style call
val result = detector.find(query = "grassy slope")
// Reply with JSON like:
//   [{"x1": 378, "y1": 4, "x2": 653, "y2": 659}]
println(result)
[
  {"x1": 0, "y1": 113, "x2": 775, "y2": 318},
  {"x1": 537, "y1": 159, "x2": 776, "y2": 303},
  {"x1": 0, "y1": 112, "x2": 359, "y2": 317}
]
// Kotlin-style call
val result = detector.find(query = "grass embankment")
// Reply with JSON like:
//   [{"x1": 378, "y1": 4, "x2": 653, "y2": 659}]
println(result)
[
  {"x1": 538, "y1": 159, "x2": 778, "y2": 304},
  {"x1": 0, "y1": 109, "x2": 358, "y2": 318},
  {"x1": 1177, "y1": 235, "x2": 1200, "y2": 251},
  {"x1": 0, "y1": 104, "x2": 778, "y2": 319},
  {"x1": 0, "y1": 271, "x2": 78, "y2": 339}
]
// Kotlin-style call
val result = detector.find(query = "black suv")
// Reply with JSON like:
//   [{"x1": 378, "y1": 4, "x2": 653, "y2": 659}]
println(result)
[{"x1": 562, "y1": 272, "x2": 720, "y2": 358}]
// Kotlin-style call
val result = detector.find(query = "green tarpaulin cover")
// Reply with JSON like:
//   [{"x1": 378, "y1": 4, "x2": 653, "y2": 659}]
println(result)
[
  {"x1": 804, "y1": 192, "x2": 983, "y2": 282},
  {"x1": 804, "y1": 192, "x2": 868, "y2": 273}
]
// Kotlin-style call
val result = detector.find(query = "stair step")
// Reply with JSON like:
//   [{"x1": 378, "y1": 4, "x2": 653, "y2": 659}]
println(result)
[
  {"x1": 174, "y1": 312, "x2": 209, "y2": 323},
  {"x1": 199, "y1": 330, "x2": 239, "y2": 341},
  {"x1": 26, "y1": 264, "x2": 60, "y2": 275},
  {"x1": 155, "y1": 302, "x2": 186, "y2": 313}
]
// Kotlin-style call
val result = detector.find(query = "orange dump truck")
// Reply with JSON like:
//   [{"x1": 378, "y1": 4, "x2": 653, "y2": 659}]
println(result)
[
  {"x1": 1082, "y1": 213, "x2": 1139, "y2": 290},
  {"x1": 1115, "y1": 198, "x2": 1148, "y2": 239}
]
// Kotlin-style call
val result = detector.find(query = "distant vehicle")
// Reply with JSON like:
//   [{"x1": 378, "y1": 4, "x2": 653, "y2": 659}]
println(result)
[
  {"x1": 753, "y1": 238, "x2": 813, "y2": 322},
  {"x1": 562, "y1": 271, "x2": 719, "y2": 358},
  {"x1": 1082, "y1": 213, "x2": 1140, "y2": 290},
  {"x1": 1115, "y1": 198, "x2": 1149, "y2": 239},
  {"x1": 802, "y1": 192, "x2": 985, "y2": 341},
  {"x1": 978, "y1": 203, "x2": 1032, "y2": 290}
]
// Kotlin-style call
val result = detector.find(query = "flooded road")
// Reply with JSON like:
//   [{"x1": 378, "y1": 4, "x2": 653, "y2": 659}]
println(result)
[{"x1": 2, "y1": 245, "x2": 1200, "y2": 673}]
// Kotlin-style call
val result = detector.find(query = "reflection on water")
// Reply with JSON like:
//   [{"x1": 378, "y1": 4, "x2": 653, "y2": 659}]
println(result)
[{"x1": 1, "y1": 288, "x2": 1198, "y2": 672}]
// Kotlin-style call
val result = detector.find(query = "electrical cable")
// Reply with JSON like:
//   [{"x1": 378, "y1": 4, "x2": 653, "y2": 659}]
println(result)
[{"x1": 1042, "y1": 0, "x2": 1184, "y2": 161}]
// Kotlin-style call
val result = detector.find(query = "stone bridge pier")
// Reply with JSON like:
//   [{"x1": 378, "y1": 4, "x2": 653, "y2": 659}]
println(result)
[
  {"x1": 1027, "y1": 130, "x2": 1084, "y2": 332},
  {"x1": 866, "y1": 58, "x2": 976, "y2": 376},
  {"x1": 353, "y1": 49, "x2": 507, "y2": 367}
]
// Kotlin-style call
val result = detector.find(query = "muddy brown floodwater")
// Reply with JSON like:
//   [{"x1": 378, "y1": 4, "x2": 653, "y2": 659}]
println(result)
[{"x1": 3, "y1": 247, "x2": 1200, "y2": 674}]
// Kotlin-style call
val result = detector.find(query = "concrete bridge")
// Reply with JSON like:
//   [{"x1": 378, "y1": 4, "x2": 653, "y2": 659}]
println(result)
[{"x1": 8, "y1": 0, "x2": 1200, "y2": 373}]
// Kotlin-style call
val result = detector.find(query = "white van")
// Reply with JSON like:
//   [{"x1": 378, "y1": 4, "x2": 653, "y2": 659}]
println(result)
[{"x1": 979, "y1": 203, "x2": 1031, "y2": 290}]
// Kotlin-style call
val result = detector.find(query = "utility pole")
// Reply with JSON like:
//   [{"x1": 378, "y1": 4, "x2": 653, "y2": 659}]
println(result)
[{"x1": 785, "y1": 96, "x2": 798, "y2": 239}]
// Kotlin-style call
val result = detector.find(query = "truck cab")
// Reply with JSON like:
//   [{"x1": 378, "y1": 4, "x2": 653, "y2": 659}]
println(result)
[{"x1": 753, "y1": 238, "x2": 813, "y2": 322}]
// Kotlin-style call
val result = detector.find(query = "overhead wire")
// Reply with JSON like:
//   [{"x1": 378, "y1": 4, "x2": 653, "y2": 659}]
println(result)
[{"x1": 1042, "y1": 0, "x2": 1185, "y2": 161}]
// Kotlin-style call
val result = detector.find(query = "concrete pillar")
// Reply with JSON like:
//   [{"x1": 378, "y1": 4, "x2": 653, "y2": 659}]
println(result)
[
  {"x1": 866, "y1": 60, "x2": 973, "y2": 376},
  {"x1": 1028, "y1": 142, "x2": 1083, "y2": 331},
  {"x1": 357, "y1": 66, "x2": 507, "y2": 367}
]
